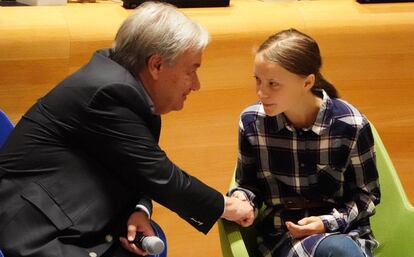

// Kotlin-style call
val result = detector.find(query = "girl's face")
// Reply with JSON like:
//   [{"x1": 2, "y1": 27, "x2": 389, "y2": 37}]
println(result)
[{"x1": 253, "y1": 54, "x2": 312, "y2": 116}]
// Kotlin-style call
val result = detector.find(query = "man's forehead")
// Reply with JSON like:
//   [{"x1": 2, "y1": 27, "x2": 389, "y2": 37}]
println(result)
[{"x1": 177, "y1": 50, "x2": 202, "y2": 67}]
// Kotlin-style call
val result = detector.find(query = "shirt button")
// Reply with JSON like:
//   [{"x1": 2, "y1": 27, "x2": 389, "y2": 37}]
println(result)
[
  {"x1": 105, "y1": 234, "x2": 113, "y2": 243},
  {"x1": 89, "y1": 252, "x2": 97, "y2": 257},
  {"x1": 300, "y1": 163, "x2": 305, "y2": 168}
]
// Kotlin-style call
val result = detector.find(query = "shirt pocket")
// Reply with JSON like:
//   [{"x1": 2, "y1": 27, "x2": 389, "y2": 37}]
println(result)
[
  {"x1": 21, "y1": 182, "x2": 73, "y2": 231},
  {"x1": 316, "y1": 164, "x2": 345, "y2": 197}
]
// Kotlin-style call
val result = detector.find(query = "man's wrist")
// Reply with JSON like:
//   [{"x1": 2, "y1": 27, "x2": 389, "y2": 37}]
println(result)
[{"x1": 221, "y1": 195, "x2": 234, "y2": 219}]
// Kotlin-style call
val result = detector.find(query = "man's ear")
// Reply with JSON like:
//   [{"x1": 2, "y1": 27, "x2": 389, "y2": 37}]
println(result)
[
  {"x1": 147, "y1": 54, "x2": 163, "y2": 80},
  {"x1": 304, "y1": 74, "x2": 315, "y2": 91}
]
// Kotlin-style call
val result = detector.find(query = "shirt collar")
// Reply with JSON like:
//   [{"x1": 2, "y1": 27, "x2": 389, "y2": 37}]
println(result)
[
  {"x1": 106, "y1": 48, "x2": 156, "y2": 115},
  {"x1": 259, "y1": 90, "x2": 332, "y2": 135},
  {"x1": 310, "y1": 90, "x2": 333, "y2": 135},
  {"x1": 136, "y1": 78, "x2": 156, "y2": 115}
]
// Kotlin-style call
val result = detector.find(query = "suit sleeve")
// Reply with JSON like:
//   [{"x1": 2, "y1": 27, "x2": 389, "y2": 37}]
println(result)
[
  {"x1": 83, "y1": 84, "x2": 224, "y2": 234},
  {"x1": 135, "y1": 194, "x2": 153, "y2": 218}
]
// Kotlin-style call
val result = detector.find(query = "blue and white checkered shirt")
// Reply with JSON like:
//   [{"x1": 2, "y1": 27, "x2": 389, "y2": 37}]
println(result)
[{"x1": 231, "y1": 90, "x2": 380, "y2": 257}]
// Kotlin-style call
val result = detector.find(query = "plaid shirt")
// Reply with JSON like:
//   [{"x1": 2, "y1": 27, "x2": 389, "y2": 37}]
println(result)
[{"x1": 231, "y1": 91, "x2": 381, "y2": 257}]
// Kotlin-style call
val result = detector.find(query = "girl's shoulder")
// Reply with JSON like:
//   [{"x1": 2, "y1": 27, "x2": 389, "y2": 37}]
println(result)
[
  {"x1": 239, "y1": 102, "x2": 263, "y2": 129},
  {"x1": 329, "y1": 98, "x2": 369, "y2": 129}
]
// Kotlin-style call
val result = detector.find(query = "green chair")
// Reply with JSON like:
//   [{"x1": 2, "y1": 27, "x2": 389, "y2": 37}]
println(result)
[{"x1": 218, "y1": 125, "x2": 414, "y2": 257}]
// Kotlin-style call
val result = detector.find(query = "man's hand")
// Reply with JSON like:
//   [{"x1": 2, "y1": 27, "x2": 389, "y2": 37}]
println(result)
[
  {"x1": 222, "y1": 195, "x2": 255, "y2": 227},
  {"x1": 119, "y1": 211, "x2": 155, "y2": 256},
  {"x1": 285, "y1": 216, "x2": 326, "y2": 239}
]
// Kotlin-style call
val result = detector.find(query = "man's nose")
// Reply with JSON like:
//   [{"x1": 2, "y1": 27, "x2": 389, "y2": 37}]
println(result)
[{"x1": 192, "y1": 75, "x2": 201, "y2": 91}]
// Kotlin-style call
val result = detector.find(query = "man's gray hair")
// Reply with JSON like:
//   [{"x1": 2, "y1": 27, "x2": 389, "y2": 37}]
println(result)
[{"x1": 112, "y1": 1, "x2": 209, "y2": 72}]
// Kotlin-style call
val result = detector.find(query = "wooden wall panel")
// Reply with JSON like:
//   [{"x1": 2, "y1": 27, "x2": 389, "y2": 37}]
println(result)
[{"x1": 1, "y1": 1, "x2": 413, "y2": 256}]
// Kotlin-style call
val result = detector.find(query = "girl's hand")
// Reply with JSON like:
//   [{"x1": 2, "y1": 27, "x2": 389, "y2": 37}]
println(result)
[
  {"x1": 231, "y1": 190, "x2": 248, "y2": 201},
  {"x1": 285, "y1": 216, "x2": 325, "y2": 239}
]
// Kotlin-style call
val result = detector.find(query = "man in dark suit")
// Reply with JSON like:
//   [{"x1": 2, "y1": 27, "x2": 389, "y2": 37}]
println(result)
[{"x1": 0, "y1": 2, "x2": 253, "y2": 256}]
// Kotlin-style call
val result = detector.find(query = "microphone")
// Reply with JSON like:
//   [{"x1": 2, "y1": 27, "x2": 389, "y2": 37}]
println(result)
[{"x1": 130, "y1": 233, "x2": 165, "y2": 255}]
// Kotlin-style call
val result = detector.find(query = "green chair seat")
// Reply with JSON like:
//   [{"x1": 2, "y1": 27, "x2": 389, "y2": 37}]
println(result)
[{"x1": 218, "y1": 124, "x2": 414, "y2": 257}]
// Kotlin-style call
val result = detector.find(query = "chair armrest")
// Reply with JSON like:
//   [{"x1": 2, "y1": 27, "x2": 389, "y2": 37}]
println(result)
[{"x1": 218, "y1": 219, "x2": 250, "y2": 257}]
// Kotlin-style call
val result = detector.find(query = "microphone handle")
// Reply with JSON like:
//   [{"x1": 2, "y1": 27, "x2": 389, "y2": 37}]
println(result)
[
  {"x1": 130, "y1": 233, "x2": 146, "y2": 248},
  {"x1": 129, "y1": 232, "x2": 165, "y2": 255}
]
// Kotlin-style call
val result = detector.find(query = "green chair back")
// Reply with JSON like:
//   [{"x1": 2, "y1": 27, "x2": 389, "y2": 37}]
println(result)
[{"x1": 369, "y1": 126, "x2": 414, "y2": 256}]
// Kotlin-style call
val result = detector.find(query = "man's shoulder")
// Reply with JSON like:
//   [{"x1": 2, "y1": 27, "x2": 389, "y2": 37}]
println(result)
[
  {"x1": 80, "y1": 49, "x2": 138, "y2": 88},
  {"x1": 37, "y1": 49, "x2": 151, "y2": 126},
  {"x1": 63, "y1": 49, "x2": 148, "y2": 106}
]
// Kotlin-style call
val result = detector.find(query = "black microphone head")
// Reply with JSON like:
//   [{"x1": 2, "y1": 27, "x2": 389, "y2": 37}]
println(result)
[{"x1": 142, "y1": 236, "x2": 165, "y2": 255}]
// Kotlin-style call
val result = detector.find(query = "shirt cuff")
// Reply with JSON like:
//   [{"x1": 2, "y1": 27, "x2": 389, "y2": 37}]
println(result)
[
  {"x1": 227, "y1": 189, "x2": 258, "y2": 218},
  {"x1": 135, "y1": 204, "x2": 151, "y2": 218},
  {"x1": 228, "y1": 187, "x2": 256, "y2": 203},
  {"x1": 318, "y1": 214, "x2": 341, "y2": 232}
]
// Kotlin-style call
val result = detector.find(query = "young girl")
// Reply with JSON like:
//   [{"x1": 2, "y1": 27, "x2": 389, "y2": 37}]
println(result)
[{"x1": 230, "y1": 29, "x2": 380, "y2": 257}]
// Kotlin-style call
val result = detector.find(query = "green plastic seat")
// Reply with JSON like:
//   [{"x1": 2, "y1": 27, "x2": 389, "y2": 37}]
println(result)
[{"x1": 218, "y1": 124, "x2": 414, "y2": 257}]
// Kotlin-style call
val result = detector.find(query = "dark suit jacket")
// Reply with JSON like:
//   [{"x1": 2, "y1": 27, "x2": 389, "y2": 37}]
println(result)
[{"x1": 0, "y1": 49, "x2": 224, "y2": 257}]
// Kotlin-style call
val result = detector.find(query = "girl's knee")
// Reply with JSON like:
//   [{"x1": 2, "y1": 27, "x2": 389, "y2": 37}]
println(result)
[{"x1": 315, "y1": 235, "x2": 364, "y2": 257}]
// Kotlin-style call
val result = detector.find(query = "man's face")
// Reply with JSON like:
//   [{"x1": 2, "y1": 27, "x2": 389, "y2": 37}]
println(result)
[{"x1": 152, "y1": 50, "x2": 202, "y2": 114}]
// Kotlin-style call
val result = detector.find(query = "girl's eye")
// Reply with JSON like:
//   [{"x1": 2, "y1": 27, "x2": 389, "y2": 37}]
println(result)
[{"x1": 269, "y1": 81, "x2": 280, "y2": 88}]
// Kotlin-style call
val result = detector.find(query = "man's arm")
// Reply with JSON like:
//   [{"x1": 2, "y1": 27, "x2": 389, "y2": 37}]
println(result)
[
  {"x1": 83, "y1": 84, "x2": 229, "y2": 233},
  {"x1": 134, "y1": 195, "x2": 153, "y2": 218}
]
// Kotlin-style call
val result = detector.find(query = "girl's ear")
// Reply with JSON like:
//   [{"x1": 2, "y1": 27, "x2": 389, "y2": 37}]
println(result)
[
  {"x1": 147, "y1": 54, "x2": 163, "y2": 80},
  {"x1": 304, "y1": 74, "x2": 315, "y2": 90}
]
